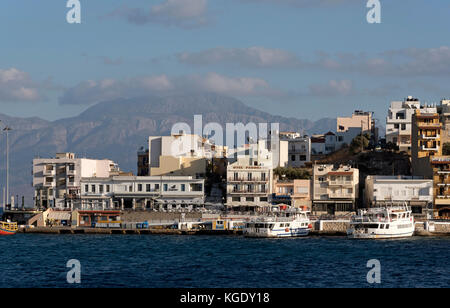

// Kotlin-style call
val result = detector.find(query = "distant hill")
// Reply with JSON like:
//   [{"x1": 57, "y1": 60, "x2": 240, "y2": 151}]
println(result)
[{"x1": 0, "y1": 93, "x2": 337, "y2": 203}]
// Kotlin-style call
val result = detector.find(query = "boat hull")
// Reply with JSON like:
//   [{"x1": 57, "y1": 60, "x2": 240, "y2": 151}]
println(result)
[
  {"x1": 347, "y1": 229, "x2": 414, "y2": 239},
  {"x1": 0, "y1": 228, "x2": 17, "y2": 235},
  {"x1": 244, "y1": 227, "x2": 310, "y2": 238}
]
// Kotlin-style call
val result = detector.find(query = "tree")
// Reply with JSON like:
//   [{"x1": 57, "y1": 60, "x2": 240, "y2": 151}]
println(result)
[
  {"x1": 443, "y1": 143, "x2": 450, "y2": 155},
  {"x1": 274, "y1": 167, "x2": 311, "y2": 180},
  {"x1": 350, "y1": 134, "x2": 370, "y2": 154}
]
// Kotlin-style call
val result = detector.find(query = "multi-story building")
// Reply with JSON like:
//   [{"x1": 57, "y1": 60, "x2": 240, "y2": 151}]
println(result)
[
  {"x1": 311, "y1": 135, "x2": 325, "y2": 157},
  {"x1": 337, "y1": 110, "x2": 373, "y2": 134},
  {"x1": 411, "y1": 107, "x2": 442, "y2": 177},
  {"x1": 386, "y1": 96, "x2": 422, "y2": 153},
  {"x1": 430, "y1": 156, "x2": 450, "y2": 219},
  {"x1": 365, "y1": 175, "x2": 433, "y2": 219},
  {"x1": 33, "y1": 152, "x2": 119, "y2": 209},
  {"x1": 79, "y1": 176, "x2": 205, "y2": 211},
  {"x1": 280, "y1": 132, "x2": 311, "y2": 167},
  {"x1": 148, "y1": 133, "x2": 227, "y2": 177},
  {"x1": 226, "y1": 140, "x2": 275, "y2": 210},
  {"x1": 437, "y1": 99, "x2": 450, "y2": 145},
  {"x1": 273, "y1": 179, "x2": 311, "y2": 209},
  {"x1": 312, "y1": 164, "x2": 359, "y2": 215}
]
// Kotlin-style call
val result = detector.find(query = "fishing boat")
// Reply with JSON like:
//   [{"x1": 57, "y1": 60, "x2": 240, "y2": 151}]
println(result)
[
  {"x1": 347, "y1": 204, "x2": 414, "y2": 239},
  {"x1": 0, "y1": 221, "x2": 18, "y2": 235},
  {"x1": 243, "y1": 210, "x2": 312, "y2": 238}
]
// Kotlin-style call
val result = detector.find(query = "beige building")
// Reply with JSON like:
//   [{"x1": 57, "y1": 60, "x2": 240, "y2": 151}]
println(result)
[
  {"x1": 312, "y1": 164, "x2": 359, "y2": 215},
  {"x1": 33, "y1": 152, "x2": 119, "y2": 209},
  {"x1": 437, "y1": 99, "x2": 450, "y2": 145},
  {"x1": 148, "y1": 133, "x2": 227, "y2": 177},
  {"x1": 273, "y1": 179, "x2": 311, "y2": 209},
  {"x1": 337, "y1": 110, "x2": 373, "y2": 134}
]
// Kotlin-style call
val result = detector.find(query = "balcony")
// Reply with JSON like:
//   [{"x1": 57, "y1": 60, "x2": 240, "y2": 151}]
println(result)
[
  {"x1": 228, "y1": 190, "x2": 267, "y2": 195},
  {"x1": 67, "y1": 169, "x2": 76, "y2": 175},
  {"x1": 227, "y1": 177, "x2": 268, "y2": 183},
  {"x1": 43, "y1": 168, "x2": 55, "y2": 176},
  {"x1": 329, "y1": 193, "x2": 353, "y2": 199},
  {"x1": 329, "y1": 181, "x2": 353, "y2": 186},
  {"x1": 421, "y1": 134, "x2": 440, "y2": 140},
  {"x1": 421, "y1": 145, "x2": 439, "y2": 151}
]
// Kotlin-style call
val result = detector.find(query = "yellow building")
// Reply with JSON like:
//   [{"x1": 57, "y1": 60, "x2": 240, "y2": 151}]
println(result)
[{"x1": 411, "y1": 108, "x2": 442, "y2": 178}]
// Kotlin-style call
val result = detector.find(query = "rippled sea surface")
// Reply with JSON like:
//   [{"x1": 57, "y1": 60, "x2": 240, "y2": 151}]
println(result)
[{"x1": 0, "y1": 234, "x2": 449, "y2": 288}]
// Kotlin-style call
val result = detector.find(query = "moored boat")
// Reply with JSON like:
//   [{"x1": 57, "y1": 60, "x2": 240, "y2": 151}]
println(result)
[
  {"x1": 0, "y1": 221, "x2": 18, "y2": 235},
  {"x1": 244, "y1": 210, "x2": 312, "y2": 238},
  {"x1": 347, "y1": 204, "x2": 414, "y2": 239}
]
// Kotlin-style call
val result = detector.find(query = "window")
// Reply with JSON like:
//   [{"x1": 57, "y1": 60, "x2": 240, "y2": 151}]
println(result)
[
  {"x1": 247, "y1": 173, "x2": 252, "y2": 181},
  {"x1": 155, "y1": 184, "x2": 160, "y2": 191},
  {"x1": 163, "y1": 184, "x2": 168, "y2": 191},
  {"x1": 401, "y1": 124, "x2": 406, "y2": 130},
  {"x1": 300, "y1": 155, "x2": 307, "y2": 161},
  {"x1": 85, "y1": 185, "x2": 89, "y2": 193},
  {"x1": 232, "y1": 197, "x2": 240, "y2": 202},
  {"x1": 99, "y1": 185, "x2": 104, "y2": 193},
  {"x1": 190, "y1": 184, "x2": 203, "y2": 192},
  {"x1": 181, "y1": 184, "x2": 186, "y2": 191},
  {"x1": 234, "y1": 172, "x2": 238, "y2": 181},
  {"x1": 106, "y1": 185, "x2": 110, "y2": 193},
  {"x1": 91, "y1": 185, "x2": 96, "y2": 193},
  {"x1": 260, "y1": 197, "x2": 268, "y2": 202},
  {"x1": 261, "y1": 173, "x2": 266, "y2": 181},
  {"x1": 246, "y1": 197, "x2": 254, "y2": 202},
  {"x1": 146, "y1": 184, "x2": 151, "y2": 192},
  {"x1": 138, "y1": 184, "x2": 142, "y2": 192},
  {"x1": 129, "y1": 185, "x2": 132, "y2": 192},
  {"x1": 291, "y1": 155, "x2": 296, "y2": 161}
]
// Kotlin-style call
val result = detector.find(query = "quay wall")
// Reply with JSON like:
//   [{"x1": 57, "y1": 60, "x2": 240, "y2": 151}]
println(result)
[{"x1": 120, "y1": 211, "x2": 203, "y2": 222}]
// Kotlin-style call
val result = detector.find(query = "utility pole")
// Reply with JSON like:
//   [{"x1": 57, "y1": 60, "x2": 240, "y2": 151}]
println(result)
[{"x1": 3, "y1": 126, "x2": 12, "y2": 206}]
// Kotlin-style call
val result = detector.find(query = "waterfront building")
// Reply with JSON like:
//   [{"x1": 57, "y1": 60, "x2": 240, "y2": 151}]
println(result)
[
  {"x1": 430, "y1": 156, "x2": 450, "y2": 219},
  {"x1": 280, "y1": 132, "x2": 311, "y2": 167},
  {"x1": 411, "y1": 107, "x2": 442, "y2": 178},
  {"x1": 365, "y1": 175, "x2": 433, "y2": 220},
  {"x1": 32, "y1": 152, "x2": 120, "y2": 209},
  {"x1": 386, "y1": 96, "x2": 422, "y2": 153},
  {"x1": 273, "y1": 179, "x2": 311, "y2": 209},
  {"x1": 79, "y1": 176, "x2": 205, "y2": 211},
  {"x1": 226, "y1": 140, "x2": 275, "y2": 210},
  {"x1": 312, "y1": 164, "x2": 359, "y2": 215}
]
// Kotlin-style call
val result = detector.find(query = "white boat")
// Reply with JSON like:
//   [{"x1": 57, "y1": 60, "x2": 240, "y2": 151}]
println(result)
[
  {"x1": 347, "y1": 204, "x2": 415, "y2": 239},
  {"x1": 243, "y1": 211, "x2": 312, "y2": 238}
]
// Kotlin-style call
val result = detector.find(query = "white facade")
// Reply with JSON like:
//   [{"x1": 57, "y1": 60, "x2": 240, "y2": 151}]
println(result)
[
  {"x1": 365, "y1": 175, "x2": 433, "y2": 218},
  {"x1": 33, "y1": 152, "x2": 119, "y2": 209},
  {"x1": 226, "y1": 140, "x2": 275, "y2": 208},
  {"x1": 280, "y1": 133, "x2": 311, "y2": 167},
  {"x1": 386, "y1": 96, "x2": 422, "y2": 152},
  {"x1": 80, "y1": 176, "x2": 205, "y2": 210}
]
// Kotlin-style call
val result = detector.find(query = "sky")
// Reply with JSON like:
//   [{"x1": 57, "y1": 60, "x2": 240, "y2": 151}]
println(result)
[{"x1": 1, "y1": 0, "x2": 450, "y2": 122}]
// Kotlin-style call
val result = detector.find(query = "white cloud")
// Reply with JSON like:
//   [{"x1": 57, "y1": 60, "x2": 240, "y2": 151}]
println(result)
[
  {"x1": 109, "y1": 0, "x2": 209, "y2": 28},
  {"x1": 0, "y1": 68, "x2": 44, "y2": 103},
  {"x1": 58, "y1": 73, "x2": 282, "y2": 105},
  {"x1": 178, "y1": 46, "x2": 300, "y2": 68},
  {"x1": 308, "y1": 80, "x2": 353, "y2": 96}
]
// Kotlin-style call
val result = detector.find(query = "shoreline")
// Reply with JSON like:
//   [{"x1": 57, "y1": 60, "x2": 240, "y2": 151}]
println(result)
[{"x1": 17, "y1": 227, "x2": 450, "y2": 237}]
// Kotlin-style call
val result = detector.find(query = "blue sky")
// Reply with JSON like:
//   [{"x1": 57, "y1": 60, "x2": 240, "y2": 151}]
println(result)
[{"x1": 1, "y1": 0, "x2": 449, "y2": 121}]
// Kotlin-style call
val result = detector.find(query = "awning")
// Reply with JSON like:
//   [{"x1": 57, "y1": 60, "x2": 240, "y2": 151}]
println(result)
[{"x1": 47, "y1": 211, "x2": 71, "y2": 220}]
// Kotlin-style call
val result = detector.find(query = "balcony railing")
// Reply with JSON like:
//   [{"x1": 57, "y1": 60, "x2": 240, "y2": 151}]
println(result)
[
  {"x1": 421, "y1": 145, "x2": 439, "y2": 151},
  {"x1": 421, "y1": 134, "x2": 439, "y2": 139},
  {"x1": 329, "y1": 193, "x2": 353, "y2": 199},
  {"x1": 227, "y1": 177, "x2": 268, "y2": 182},
  {"x1": 329, "y1": 181, "x2": 353, "y2": 186},
  {"x1": 228, "y1": 190, "x2": 267, "y2": 195}
]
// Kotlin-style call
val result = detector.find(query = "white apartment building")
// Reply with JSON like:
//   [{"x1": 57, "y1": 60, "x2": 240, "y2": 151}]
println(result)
[
  {"x1": 226, "y1": 140, "x2": 275, "y2": 209},
  {"x1": 280, "y1": 132, "x2": 311, "y2": 167},
  {"x1": 365, "y1": 175, "x2": 433, "y2": 219},
  {"x1": 80, "y1": 176, "x2": 205, "y2": 211},
  {"x1": 312, "y1": 164, "x2": 359, "y2": 215},
  {"x1": 386, "y1": 96, "x2": 422, "y2": 152},
  {"x1": 33, "y1": 152, "x2": 119, "y2": 209}
]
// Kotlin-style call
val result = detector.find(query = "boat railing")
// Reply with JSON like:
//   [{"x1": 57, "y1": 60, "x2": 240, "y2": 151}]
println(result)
[{"x1": 0, "y1": 221, "x2": 18, "y2": 231}]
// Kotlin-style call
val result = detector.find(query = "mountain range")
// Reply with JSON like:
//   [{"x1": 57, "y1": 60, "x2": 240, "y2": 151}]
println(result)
[{"x1": 0, "y1": 93, "x2": 337, "y2": 204}]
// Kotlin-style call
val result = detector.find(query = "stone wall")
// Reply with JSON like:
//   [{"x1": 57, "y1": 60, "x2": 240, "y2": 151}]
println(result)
[{"x1": 434, "y1": 222, "x2": 450, "y2": 233}]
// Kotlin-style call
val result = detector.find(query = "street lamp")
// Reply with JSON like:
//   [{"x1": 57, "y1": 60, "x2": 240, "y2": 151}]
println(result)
[{"x1": 3, "y1": 126, "x2": 12, "y2": 207}]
